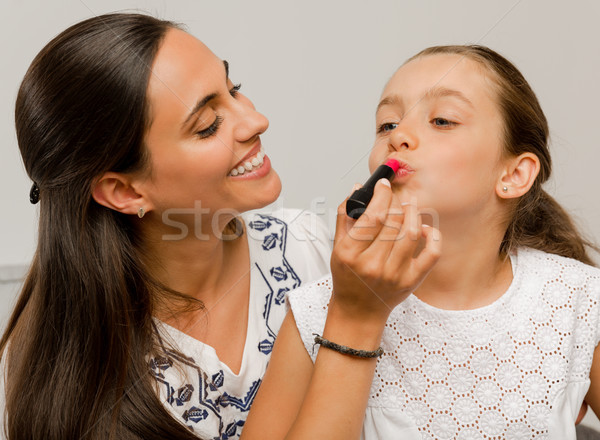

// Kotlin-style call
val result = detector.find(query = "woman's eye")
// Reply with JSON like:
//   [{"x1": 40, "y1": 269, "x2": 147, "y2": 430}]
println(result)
[
  {"x1": 229, "y1": 83, "x2": 242, "y2": 97},
  {"x1": 431, "y1": 117, "x2": 456, "y2": 128},
  {"x1": 377, "y1": 122, "x2": 398, "y2": 134},
  {"x1": 196, "y1": 115, "x2": 223, "y2": 139}
]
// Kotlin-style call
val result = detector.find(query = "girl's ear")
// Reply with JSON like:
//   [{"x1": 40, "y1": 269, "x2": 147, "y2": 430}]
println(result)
[
  {"x1": 92, "y1": 172, "x2": 153, "y2": 216},
  {"x1": 496, "y1": 153, "x2": 541, "y2": 199}
]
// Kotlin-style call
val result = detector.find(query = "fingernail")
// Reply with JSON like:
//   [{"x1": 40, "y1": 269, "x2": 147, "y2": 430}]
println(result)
[
  {"x1": 378, "y1": 178, "x2": 391, "y2": 187},
  {"x1": 422, "y1": 224, "x2": 430, "y2": 228},
  {"x1": 401, "y1": 202, "x2": 411, "y2": 206}
]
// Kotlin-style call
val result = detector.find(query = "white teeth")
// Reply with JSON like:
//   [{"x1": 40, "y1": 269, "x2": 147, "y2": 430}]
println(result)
[{"x1": 229, "y1": 147, "x2": 267, "y2": 176}]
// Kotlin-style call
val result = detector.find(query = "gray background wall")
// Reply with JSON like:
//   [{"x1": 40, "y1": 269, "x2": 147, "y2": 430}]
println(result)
[{"x1": 1, "y1": 0, "x2": 599, "y2": 428}]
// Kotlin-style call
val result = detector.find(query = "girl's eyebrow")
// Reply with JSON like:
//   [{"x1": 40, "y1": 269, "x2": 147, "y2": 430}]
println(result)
[
  {"x1": 376, "y1": 95, "x2": 401, "y2": 112},
  {"x1": 424, "y1": 86, "x2": 473, "y2": 108},
  {"x1": 377, "y1": 86, "x2": 473, "y2": 113}
]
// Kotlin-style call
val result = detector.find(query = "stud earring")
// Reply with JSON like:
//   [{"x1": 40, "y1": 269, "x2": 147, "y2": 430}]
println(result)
[
  {"x1": 502, "y1": 186, "x2": 508, "y2": 193},
  {"x1": 138, "y1": 207, "x2": 145, "y2": 218}
]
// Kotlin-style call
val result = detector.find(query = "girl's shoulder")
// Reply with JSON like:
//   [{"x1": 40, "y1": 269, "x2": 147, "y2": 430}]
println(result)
[
  {"x1": 520, "y1": 246, "x2": 599, "y2": 266},
  {"x1": 518, "y1": 246, "x2": 600, "y2": 285},
  {"x1": 286, "y1": 274, "x2": 333, "y2": 362},
  {"x1": 518, "y1": 247, "x2": 600, "y2": 342},
  {"x1": 516, "y1": 247, "x2": 600, "y2": 313}
]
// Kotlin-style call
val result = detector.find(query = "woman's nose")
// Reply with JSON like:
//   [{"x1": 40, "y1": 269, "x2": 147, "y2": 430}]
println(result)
[{"x1": 233, "y1": 96, "x2": 269, "y2": 143}]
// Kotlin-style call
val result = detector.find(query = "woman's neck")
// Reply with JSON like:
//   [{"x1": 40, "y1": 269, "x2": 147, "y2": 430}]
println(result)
[
  {"x1": 140, "y1": 216, "x2": 252, "y2": 371},
  {"x1": 140, "y1": 216, "x2": 248, "y2": 309}
]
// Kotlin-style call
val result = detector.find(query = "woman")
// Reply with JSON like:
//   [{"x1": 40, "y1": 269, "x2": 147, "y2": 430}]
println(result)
[{"x1": 0, "y1": 13, "x2": 334, "y2": 439}]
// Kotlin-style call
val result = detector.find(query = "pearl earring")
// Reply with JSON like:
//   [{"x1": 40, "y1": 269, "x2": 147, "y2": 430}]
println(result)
[
  {"x1": 138, "y1": 207, "x2": 145, "y2": 218},
  {"x1": 502, "y1": 186, "x2": 508, "y2": 193}
]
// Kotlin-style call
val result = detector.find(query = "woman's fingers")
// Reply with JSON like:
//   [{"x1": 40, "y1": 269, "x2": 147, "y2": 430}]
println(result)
[
  {"x1": 362, "y1": 196, "x2": 405, "y2": 269},
  {"x1": 334, "y1": 195, "x2": 356, "y2": 247},
  {"x1": 382, "y1": 202, "x2": 420, "y2": 265},
  {"x1": 346, "y1": 179, "x2": 393, "y2": 246},
  {"x1": 381, "y1": 203, "x2": 441, "y2": 292},
  {"x1": 373, "y1": 197, "x2": 405, "y2": 243},
  {"x1": 334, "y1": 179, "x2": 394, "y2": 266},
  {"x1": 331, "y1": 180, "x2": 441, "y2": 316},
  {"x1": 411, "y1": 224, "x2": 442, "y2": 281}
]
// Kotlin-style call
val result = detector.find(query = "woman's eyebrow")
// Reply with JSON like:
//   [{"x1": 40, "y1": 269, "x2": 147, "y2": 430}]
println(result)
[{"x1": 181, "y1": 60, "x2": 230, "y2": 128}]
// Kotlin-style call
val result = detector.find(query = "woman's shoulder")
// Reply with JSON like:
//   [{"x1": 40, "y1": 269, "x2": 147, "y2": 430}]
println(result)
[
  {"x1": 243, "y1": 208, "x2": 331, "y2": 243},
  {"x1": 242, "y1": 208, "x2": 332, "y2": 279}
]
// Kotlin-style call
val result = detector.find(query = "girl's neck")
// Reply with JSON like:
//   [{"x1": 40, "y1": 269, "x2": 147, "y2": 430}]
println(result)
[{"x1": 414, "y1": 217, "x2": 513, "y2": 311}]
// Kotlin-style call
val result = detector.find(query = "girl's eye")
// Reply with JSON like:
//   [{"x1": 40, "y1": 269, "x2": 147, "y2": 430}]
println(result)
[
  {"x1": 196, "y1": 115, "x2": 223, "y2": 139},
  {"x1": 229, "y1": 83, "x2": 242, "y2": 97},
  {"x1": 377, "y1": 122, "x2": 398, "y2": 134},
  {"x1": 431, "y1": 117, "x2": 456, "y2": 128}
]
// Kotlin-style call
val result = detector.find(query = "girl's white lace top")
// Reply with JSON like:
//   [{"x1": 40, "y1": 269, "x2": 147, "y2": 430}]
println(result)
[{"x1": 287, "y1": 248, "x2": 600, "y2": 440}]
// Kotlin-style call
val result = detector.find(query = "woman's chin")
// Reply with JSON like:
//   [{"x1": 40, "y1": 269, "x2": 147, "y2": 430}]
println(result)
[{"x1": 240, "y1": 170, "x2": 282, "y2": 212}]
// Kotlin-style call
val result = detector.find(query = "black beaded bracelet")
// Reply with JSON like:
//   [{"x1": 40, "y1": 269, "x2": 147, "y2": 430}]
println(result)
[{"x1": 313, "y1": 333, "x2": 384, "y2": 359}]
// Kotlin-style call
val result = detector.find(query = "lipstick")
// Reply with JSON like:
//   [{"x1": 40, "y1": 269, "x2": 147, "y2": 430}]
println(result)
[{"x1": 346, "y1": 159, "x2": 400, "y2": 219}]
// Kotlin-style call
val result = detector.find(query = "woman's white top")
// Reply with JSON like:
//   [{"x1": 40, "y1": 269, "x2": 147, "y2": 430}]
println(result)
[
  {"x1": 288, "y1": 247, "x2": 600, "y2": 440},
  {"x1": 150, "y1": 209, "x2": 331, "y2": 439}
]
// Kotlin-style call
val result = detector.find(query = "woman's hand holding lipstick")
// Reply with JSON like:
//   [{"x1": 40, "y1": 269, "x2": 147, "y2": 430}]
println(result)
[
  {"x1": 329, "y1": 178, "x2": 442, "y2": 332},
  {"x1": 256, "y1": 179, "x2": 442, "y2": 440}
]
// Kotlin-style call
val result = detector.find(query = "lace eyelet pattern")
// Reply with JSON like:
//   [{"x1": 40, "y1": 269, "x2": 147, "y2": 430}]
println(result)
[{"x1": 288, "y1": 248, "x2": 600, "y2": 439}]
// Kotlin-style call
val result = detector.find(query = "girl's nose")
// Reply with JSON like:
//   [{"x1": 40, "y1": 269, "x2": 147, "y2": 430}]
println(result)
[{"x1": 388, "y1": 120, "x2": 417, "y2": 151}]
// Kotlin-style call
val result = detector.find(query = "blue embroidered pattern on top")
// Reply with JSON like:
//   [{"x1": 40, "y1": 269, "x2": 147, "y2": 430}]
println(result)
[
  {"x1": 249, "y1": 214, "x2": 301, "y2": 355},
  {"x1": 149, "y1": 213, "x2": 301, "y2": 439}
]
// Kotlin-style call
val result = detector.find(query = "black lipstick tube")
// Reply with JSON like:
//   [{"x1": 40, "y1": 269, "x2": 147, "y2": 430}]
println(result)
[{"x1": 346, "y1": 161, "x2": 398, "y2": 219}]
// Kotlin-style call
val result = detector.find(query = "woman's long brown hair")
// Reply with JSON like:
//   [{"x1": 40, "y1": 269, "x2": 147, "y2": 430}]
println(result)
[
  {"x1": 408, "y1": 45, "x2": 598, "y2": 266},
  {"x1": 1, "y1": 13, "x2": 201, "y2": 439}
]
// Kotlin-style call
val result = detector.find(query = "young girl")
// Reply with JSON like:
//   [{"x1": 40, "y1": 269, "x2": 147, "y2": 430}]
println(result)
[{"x1": 244, "y1": 45, "x2": 600, "y2": 439}]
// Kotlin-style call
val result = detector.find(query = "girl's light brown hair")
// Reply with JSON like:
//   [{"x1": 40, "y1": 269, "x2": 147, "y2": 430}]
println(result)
[{"x1": 408, "y1": 45, "x2": 597, "y2": 266}]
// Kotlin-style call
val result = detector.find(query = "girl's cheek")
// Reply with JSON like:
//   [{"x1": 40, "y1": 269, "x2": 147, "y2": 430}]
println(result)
[
  {"x1": 368, "y1": 156, "x2": 380, "y2": 174},
  {"x1": 368, "y1": 144, "x2": 386, "y2": 173}
]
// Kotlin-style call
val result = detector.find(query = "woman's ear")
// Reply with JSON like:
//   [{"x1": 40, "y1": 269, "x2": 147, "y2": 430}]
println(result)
[
  {"x1": 92, "y1": 172, "x2": 152, "y2": 216},
  {"x1": 496, "y1": 153, "x2": 540, "y2": 199}
]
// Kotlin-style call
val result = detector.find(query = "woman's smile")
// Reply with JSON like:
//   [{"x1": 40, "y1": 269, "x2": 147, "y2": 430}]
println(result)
[{"x1": 228, "y1": 143, "x2": 269, "y2": 178}]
